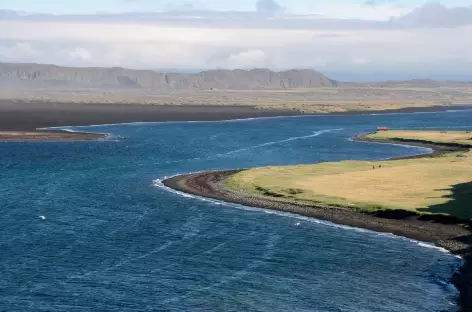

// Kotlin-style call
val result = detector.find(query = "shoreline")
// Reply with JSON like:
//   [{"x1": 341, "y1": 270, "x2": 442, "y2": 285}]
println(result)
[
  {"x1": 353, "y1": 135, "x2": 471, "y2": 160},
  {"x1": 0, "y1": 100, "x2": 471, "y2": 137},
  {"x1": 0, "y1": 100, "x2": 300, "y2": 132},
  {"x1": 0, "y1": 130, "x2": 106, "y2": 142},
  {"x1": 162, "y1": 137, "x2": 472, "y2": 311}
]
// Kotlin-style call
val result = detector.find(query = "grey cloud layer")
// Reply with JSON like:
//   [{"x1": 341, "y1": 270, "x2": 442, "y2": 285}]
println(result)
[
  {"x1": 1, "y1": 2, "x2": 472, "y2": 27},
  {"x1": 396, "y1": 3, "x2": 472, "y2": 27},
  {"x1": 0, "y1": 3, "x2": 471, "y2": 79},
  {"x1": 1, "y1": 3, "x2": 471, "y2": 29}
]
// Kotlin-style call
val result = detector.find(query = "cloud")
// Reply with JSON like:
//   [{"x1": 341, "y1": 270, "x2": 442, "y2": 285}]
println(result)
[
  {"x1": 211, "y1": 49, "x2": 269, "y2": 69},
  {"x1": 164, "y1": 2, "x2": 196, "y2": 12},
  {"x1": 395, "y1": 3, "x2": 472, "y2": 27},
  {"x1": 364, "y1": 0, "x2": 395, "y2": 7},
  {"x1": 0, "y1": 3, "x2": 471, "y2": 79},
  {"x1": 1, "y1": 20, "x2": 471, "y2": 74},
  {"x1": 352, "y1": 57, "x2": 369, "y2": 65},
  {"x1": 67, "y1": 47, "x2": 92, "y2": 62},
  {"x1": 256, "y1": 0, "x2": 285, "y2": 16},
  {"x1": 313, "y1": 2, "x2": 408, "y2": 21},
  {"x1": 0, "y1": 42, "x2": 39, "y2": 62}
]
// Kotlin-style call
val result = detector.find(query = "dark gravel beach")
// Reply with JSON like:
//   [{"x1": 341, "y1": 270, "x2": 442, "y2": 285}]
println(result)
[
  {"x1": 1, "y1": 100, "x2": 471, "y2": 140},
  {"x1": 0, "y1": 100, "x2": 299, "y2": 131},
  {"x1": 0, "y1": 100, "x2": 298, "y2": 141}
]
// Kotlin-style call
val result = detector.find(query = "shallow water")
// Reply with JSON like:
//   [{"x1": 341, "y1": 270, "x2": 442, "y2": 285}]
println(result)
[{"x1": 1, "y1": 110, "x2": 471, "y2": 311}]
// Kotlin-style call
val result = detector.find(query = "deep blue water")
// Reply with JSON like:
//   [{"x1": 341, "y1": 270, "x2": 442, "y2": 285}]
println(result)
[{"x1": 1, "y1": 110, "x2": 472, "y2": 312}]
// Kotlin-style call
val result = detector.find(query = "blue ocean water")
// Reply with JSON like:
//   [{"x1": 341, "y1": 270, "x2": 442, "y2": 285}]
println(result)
[{"x1": 1, "y1": 110, "x2": 472, "y2": 312}]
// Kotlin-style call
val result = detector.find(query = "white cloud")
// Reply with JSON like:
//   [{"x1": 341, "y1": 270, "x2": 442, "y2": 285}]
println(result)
[
  {"x1": 216, "y1": 49, "x2": 268, "y2": 69},
  {"x1": 67, "y1": 47, "x2": 92, "y2": 62},
  {"x1": 0, "y1": 42, "x2": 39, "y2": 62},
  {"x1": 395, "y1": 3, "x2": 472, "y2": 27},
  {"x1": 289, "y1": 3, "x2": 410, "y2": 21},
  {"x1": 352, "y1": 58, "x2": 369, "y2": 65}
]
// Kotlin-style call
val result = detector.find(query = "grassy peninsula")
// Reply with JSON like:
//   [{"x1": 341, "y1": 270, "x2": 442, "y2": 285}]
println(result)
[
  {"x1": 226, "y1": 130, "x2": 472, "y2": 220},
  {"x1": 163, "y1": 129, "x2": 472, "y2": 310}
]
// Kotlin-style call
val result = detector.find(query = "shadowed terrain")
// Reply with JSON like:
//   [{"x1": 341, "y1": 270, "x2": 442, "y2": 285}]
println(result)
[{"x1": 419, "y1": 182, "x2": 472, "y2": 220}]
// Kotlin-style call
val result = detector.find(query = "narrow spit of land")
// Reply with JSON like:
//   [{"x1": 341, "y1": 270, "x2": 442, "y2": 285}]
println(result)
[
  {"x1": 1, "y1": 99, "x2": 472, "y2": 142},
  {"x1": 163, "y1": 130, "x2": 472, "y2": 311},
  {"x1": 0, "y1": 131, "x2": 105, "y2": 142}
]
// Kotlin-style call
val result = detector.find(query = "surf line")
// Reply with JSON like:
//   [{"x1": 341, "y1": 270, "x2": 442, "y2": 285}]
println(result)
[
  {"x1": 154, "y1": 171, "x2": 460, "y2": 258},
  {"x1": 153, "y1": 174, "x2": 385, "y2": 236}
]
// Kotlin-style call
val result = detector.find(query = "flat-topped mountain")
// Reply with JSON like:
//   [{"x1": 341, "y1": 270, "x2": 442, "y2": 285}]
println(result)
[{"x1": 0, "y1": 63, "x2": 338, "y2": 90}]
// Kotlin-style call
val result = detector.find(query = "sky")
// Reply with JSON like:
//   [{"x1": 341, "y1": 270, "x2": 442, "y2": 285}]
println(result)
[
  {"x1": 0, "y1": 0, "x2": 472, "y2": 80},
  {"x1": 1, "y1": 0, "x2": 471, "y2": 16}
]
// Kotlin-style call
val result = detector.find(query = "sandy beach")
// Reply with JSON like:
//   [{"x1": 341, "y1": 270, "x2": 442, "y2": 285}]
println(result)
[{"x1": 162, "y1": 137, "x2": 472, "y2": 311}]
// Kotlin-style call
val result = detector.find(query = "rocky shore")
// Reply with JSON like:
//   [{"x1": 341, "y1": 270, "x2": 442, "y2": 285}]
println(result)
[{"x1": 162, "y1": 137, "x2": 472, "y2": 311}]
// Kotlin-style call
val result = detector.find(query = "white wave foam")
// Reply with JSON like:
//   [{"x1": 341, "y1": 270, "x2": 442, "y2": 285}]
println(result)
[
  {"x1": 154, "y1": 174, "x2": 377, "y2": 235},
  {"x1": 446, "y1": 109, "x2": 472, "y2": 113},
  {"x1": 148, "y1": 128, "x2": 343, "y2": 166},
  {"x1": 56, "y1": 128, "x2": 79, "y2": 133},
  {"x1": 39, "y1": 114, "x2": 309, "y2": 130},
  {"x1": 217, "y1": 128, "x2": 344, "y2": 156},
  {"x1": 36, "y1": 107, "x2": 472, "y2": 131},
  {"x1": 153, "y1": 175, "x2": 225, "y2": 204},
  {"x1": 415, "y1": 242, "x2": 462, "y2": 258}
]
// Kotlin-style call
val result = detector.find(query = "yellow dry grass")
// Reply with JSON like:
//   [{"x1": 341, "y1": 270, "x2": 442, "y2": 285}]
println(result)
[{"x1": 226, "y1": 131, "x2": 472, "y2": 219}]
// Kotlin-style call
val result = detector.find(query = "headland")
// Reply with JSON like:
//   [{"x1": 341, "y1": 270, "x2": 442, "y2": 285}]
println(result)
[{"x1": 163, "y1": 130, "x2": 472, "y2": 311}]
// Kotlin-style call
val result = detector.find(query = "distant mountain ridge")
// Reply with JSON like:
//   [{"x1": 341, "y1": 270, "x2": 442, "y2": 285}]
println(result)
[{"x1": 0, "y1": 62, "x2": 338, "y2": 90}]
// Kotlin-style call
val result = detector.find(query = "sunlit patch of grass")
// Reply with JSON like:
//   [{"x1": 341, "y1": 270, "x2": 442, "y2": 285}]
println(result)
[{"x1": 226, "y1": 131, "x2": 472, "y2": 219}]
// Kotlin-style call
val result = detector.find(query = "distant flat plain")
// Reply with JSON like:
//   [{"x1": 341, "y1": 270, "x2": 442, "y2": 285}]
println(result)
[{"x1": 2, "y1": 85, "x2": 472, "y2": 114}]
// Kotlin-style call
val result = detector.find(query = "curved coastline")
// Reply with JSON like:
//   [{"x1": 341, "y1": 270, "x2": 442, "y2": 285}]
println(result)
[
  {"x1": 162, "y1": 135, "x2": 472, "y2": 311},
  {"x1": 1, "y1": 101, "x2": 472, "y2": 142}
]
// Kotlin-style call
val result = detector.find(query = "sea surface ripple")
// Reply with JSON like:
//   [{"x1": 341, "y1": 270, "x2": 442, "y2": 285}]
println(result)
[{"x1": 1, "y1": 110, "x2": 471, "y2": 311}]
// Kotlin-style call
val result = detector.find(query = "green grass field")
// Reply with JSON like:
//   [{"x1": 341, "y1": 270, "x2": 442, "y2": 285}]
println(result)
[{"x1": 226, "y1": 130, "x2": 472, "y2": 219}]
